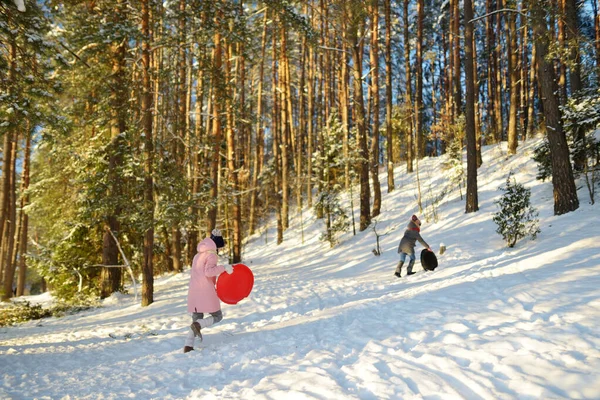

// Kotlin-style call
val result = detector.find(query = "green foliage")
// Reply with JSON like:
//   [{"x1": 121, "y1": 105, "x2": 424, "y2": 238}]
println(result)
[
  {"x1": 493, "y1": 173, "x2": 541, "y2": 248},
  {"x1": 391, "y1": 104, "x2": 412, "y2": 163},
  {"x1": 532, "y1": 140, "x2": 553, "y2": 181},
  {"x1": 0, "y1": 302, "x2": 51, "y2": 327},
  {"x1": 0, "y1": 1, "x2": 64, "y2": 137},
  {"x1": 28, "y1": 126, "x2": 148, "y2": 300},
  {"x1": 0, "y1": 297, "x2": 98, "y2": 328},
  {"x1": 443, "y1": 116, "x2": 465, "y2": 174},
  {"x1": 262, "y1": 0, "x2": 317, "y2": 43},
  {"x1": 534, "y1": 131, "x2": 599, "y2": 184},
  {"x1": 535, "y1": 89, "x2": 600, "y2": 182},
  {"x1": 563, "y1": 88, "x2": 600, "y2": 171},
  {"x1": 154, "y1": 145, "x2": 195, "y2": 232},
  {"x1": 313, "y1": 112, "x2": 351, "y2": 247},
  {"x1": 29, "y1": 224, "x2": 102, "y2": 301},
  {"x1": 315, "y1": 191, "x2": 350, "y2": 248},
  {"x1": 25, "y1": 0, "x2": 233, "y2": 299},
  {"x1": 440, "y1": 116, "x2": 466, "y2": 199}
]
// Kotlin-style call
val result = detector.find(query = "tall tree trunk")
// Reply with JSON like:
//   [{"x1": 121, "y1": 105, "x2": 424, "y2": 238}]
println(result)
[
  {"x1": 1, "y1": 127, "x2": 17, "y2": 301},
  {"x1": 564, "y1": 0, "x2": 585, "y2": 170},
  {"x1": 595, "y1": 0, "x2": 600, "y2": 83},
  {"x1": 306, "y1": 26, "x2": 315, "y2": 208},
  {"x1": 486, "y1": 0, "x2": 498, "y2": 141},
  {"x1": 188, "y1": 23, "x2": 206, "y2": 262},
  {"x1": 315, "y1": 0, "x2": 326, "y2": 219},
  {"x1": 340, "y1": 24, "x2": 351, "y2": 191},
  {"x1": 236, "y1": 3, "x2": 245, "y2": 262},
  {"x1": 404, "y1": 0, "x2": 414, "y2": 172},
  {"x1": 370, "y1": 0, "x2": 381, "y2": 218},
  {"x1": 0, "y1": 38, "x2": 17, "y2": 296},
  {"x1": 297, "y1": 21, "x2": 307, "y2": 213},
  {"x1": 226, "y1": 34, "x2": 242, "y2": 263},
  {"x1": 442, "y1": 28, "x2": 451, "y2": 124},
  {"x1": 564, "y1": 0, "x2": 582, "y2": 94},
  {"x1": 507, "y1": 8, "x2": 519, "y2": 155},
  {"x1": 384, "y1": 0, "x2": 395, "y2": 192},
  {"x1": 208, "y1": 16, "x2": 223, "y2": 232},
  {"x1": 465, "y1": 0, "x2": 479, "y2": 213},
  {"x1": 348, "y1": 9, "x2": 371, "y2": 231},
  {"x1": 272, "y1": 24, "x2": 283, "y2": 244},
  {"x1": 280, "y1": 28, "x2": 290, "y2": 231},
  {"x1": 520, "y1": 14, "x2": 529, "y2": 142},
  {"x1": 529, "y1": 0, "x2": 579, "y2": 215},
  {"x1": 415, "y1": 0, "x2": 424, "y2": 159},
  {"x1": 101, "y1": 2, "x2": 127, "y2": 298},
  {"x1": 16, "y1": 212, "x2": 28, "y2": 298},
  {"x1": 526, "y1": 43, "x2": 537, "y2": 138},
  {"x1": 452, "y1": 0, "x2": 462, "y2": 117},
  {"x1": 473, "y1": 24, "x2": 483, "y2": 167},
  {"x1": 494, "y1": 0, "x2": 504, "y2": 142},
  {"x1": 249, "y1": 12, "x2": 268, "y2": 235},
  {"x1": 321, "y1": 0, "x2": 331, "y2": 124},
  {"x1": 141, "y1": 0, "x2": 154, "y2": 306},
  {"x1": 16, "y1": 125, "x2": 32, "y2": 297},
  {"x1": 171, "y1": 0, "x2": 187, "y2": 273},
  {"x1": 239, "y1": 31, "x2": 249, "y2": 260},
  {"x1": 448, "y1": 0, "x2": 455, "y2": 120},
  {"x1": 558, "y1": 0, "x2": 568, "y2": 104},
  {"x1": 152, "y1": 1, "x2": 163, "y2": 149}
]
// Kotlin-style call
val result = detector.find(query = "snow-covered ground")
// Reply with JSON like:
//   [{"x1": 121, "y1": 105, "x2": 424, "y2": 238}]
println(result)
[{"x1": 1, "y1": 137, "x2": 599, "y2": 399}]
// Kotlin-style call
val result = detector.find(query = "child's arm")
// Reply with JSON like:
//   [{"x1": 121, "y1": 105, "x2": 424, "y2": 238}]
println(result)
[
  {"x1": 204, "y1": 253, "x2": 226, "y2": 277},
  {"x1": 416, "y1": 233, "x2": 431, "y2": 250}
]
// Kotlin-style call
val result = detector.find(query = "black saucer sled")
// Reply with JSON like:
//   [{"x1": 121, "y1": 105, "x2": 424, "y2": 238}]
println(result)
[{"x1": 420, "y1": 249, "x2": 438, "y2": 271}]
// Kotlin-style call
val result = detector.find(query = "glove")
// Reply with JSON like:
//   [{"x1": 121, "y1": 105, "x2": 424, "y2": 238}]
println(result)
[{"x1": 223, "y1": 264, "x2": 233, "y2": 274}]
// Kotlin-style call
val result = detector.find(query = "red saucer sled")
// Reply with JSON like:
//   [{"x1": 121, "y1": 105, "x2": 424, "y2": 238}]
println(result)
[{"x1": 216, "y1": 264, "x2": 254, "y2": 305}]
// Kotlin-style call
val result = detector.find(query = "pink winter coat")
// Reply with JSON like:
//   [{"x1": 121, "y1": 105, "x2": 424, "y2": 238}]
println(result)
[{"x1": 187, "y1": 237, "x2": 227, "y2": 313}]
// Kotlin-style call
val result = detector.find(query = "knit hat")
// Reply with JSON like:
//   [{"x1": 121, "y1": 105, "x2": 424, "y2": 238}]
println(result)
[
  {"x1": 210, "y1": 228, "x2": 225, "y2": 249},
  {"x1": 411, "y1": 214, "x2": 422, "y2": 226}
]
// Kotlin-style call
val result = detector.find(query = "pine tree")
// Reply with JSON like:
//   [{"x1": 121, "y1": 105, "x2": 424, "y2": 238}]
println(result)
[
  {"x1": 313, "y1": 112, "x2": 351, "y2": 248},
  {"x1": 528, "y1": 0, "x2": 579, "y2": 215},
  {"x1": 0, "y1": 2, "x2": 63, "y2": 300},
  {"x1": 443, "y1": 116, "x2": 466, "y2": 199},
  {"x1": 493, "y1": 173, "x2": 540, "y2": 248}
]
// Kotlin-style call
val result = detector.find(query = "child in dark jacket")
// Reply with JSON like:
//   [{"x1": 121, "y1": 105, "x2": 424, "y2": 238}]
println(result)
[{"x1": 395, "y1": 215, "x2": 431, "y2": 277}]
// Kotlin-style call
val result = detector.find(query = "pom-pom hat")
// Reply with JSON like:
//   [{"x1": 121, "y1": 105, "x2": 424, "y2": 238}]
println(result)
[{"x1": 210, "y1": 228, "x2": 225, "y2": 249}]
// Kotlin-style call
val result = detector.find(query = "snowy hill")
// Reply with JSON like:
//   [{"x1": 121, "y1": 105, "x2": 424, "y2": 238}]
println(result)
[{"x1": 1, "y1": 137, "x2": 600, "y2": 399}]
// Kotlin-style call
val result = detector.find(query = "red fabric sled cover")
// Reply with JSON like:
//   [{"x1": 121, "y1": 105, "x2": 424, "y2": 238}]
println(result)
[{"x1": 216, "y1": 264, "x2": 254, "y2": 305}]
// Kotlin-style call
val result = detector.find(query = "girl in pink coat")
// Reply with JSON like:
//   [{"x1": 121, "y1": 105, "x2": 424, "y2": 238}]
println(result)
[{"x1": 183, "y1": 229, "x2": 232, "y2": 353}]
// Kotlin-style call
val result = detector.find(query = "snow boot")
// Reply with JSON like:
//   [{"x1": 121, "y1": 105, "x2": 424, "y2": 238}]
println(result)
[
  {"x1": 406, "y1": 259, "x2": 416, "y2": 276},
  {"x1": 394, "y1": 261, "x2": 403, "y2": 278},
  {"x1": 190, "y1": 316, "x2": 215, "y2": 342},
  {"x1": 190, "y1": 322, "x2": 203, "y2": 341},
  {"x1": 183, "y1": 346, "x2": 194, "y2": 353}
]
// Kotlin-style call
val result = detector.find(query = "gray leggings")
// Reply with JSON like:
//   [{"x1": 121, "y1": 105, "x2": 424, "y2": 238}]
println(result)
[{"x1": 192, "y1": 310, "x2": 223, "y2": 324}]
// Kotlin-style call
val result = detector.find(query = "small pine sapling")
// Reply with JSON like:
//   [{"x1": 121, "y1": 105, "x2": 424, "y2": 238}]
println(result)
[
  {"x1": 442, "y1": 115, "x2": 466, "y2": 200},
  {"x1": 493, "y1": 173, "x2": 541, "y2": 248},
  {"x1": 313, "y1": 112, "x2": 351, "y2": 247}
]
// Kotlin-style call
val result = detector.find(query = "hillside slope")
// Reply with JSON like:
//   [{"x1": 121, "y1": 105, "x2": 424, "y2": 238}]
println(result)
[{"x1": 1, "y1": 137, "x2": 599, "y2": 399}]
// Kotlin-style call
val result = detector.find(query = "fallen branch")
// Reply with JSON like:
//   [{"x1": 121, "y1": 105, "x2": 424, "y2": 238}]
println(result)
[{"x1": 84, "y1": 230, "x2": 138, "y2": 301}]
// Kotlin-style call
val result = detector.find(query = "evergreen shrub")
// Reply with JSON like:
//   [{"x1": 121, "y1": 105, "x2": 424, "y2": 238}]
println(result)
[{"x1": 493, "y1": 173, "x2": 541, "y2": 248}]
